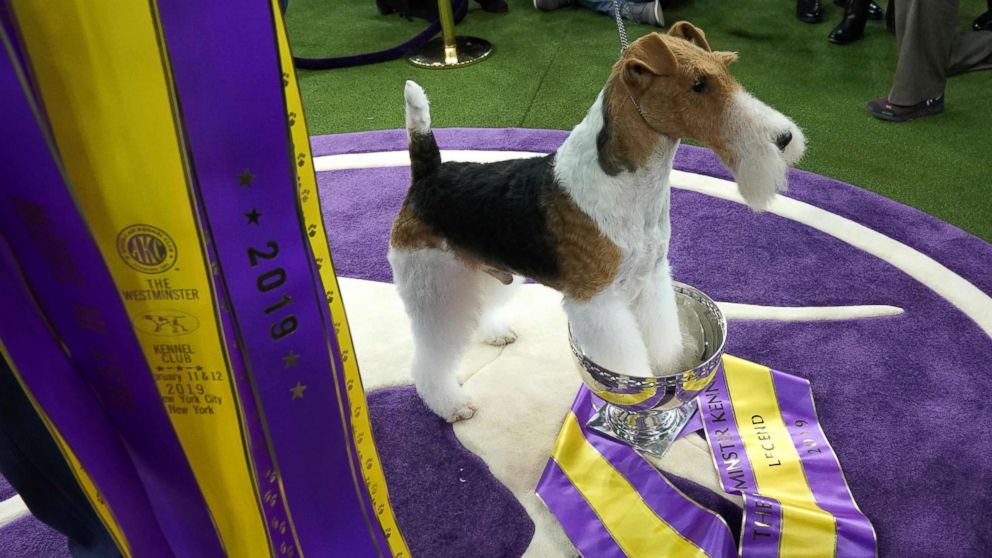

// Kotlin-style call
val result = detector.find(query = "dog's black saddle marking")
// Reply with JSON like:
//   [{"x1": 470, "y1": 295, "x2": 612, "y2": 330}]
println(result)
[{"x1": 407, "y1": 153, "x2": 561, "y2": 283}]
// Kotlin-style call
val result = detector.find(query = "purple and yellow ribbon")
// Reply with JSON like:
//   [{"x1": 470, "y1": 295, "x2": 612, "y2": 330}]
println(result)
[
  {"x1": 1, "y1": 30, "x2": 224, "y2": 557},
  {"x1": 539, "y1": 388, "x2": 737, "y2": 558},
  {"x1": 539, "y1": 355, "x2": 877, "y2": 557},
  {"x1": 3, "y1": 0, "x2": 406, "y2": 554}
]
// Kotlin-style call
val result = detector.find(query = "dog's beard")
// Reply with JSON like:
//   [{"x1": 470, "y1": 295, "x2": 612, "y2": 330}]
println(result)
[
  {"x1": 731, "y1": 146, "x2": 788, "y2": 211},
  {"x1": 722, "y1": 91, "x2": 806, "y2": 211}
]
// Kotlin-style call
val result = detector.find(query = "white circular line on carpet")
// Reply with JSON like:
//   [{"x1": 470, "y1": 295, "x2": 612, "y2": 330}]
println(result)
[
  {"x1": 717, "y1": 303, "x2": 902, "y2": 321},
  {"x1": 0, "y1": 495, "x2": 29, "y2": 528}
]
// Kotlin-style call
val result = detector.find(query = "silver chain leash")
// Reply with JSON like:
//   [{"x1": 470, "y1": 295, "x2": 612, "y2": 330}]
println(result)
[{"x1": 611, "y1": 0, "x2": 629, "y2": 54}]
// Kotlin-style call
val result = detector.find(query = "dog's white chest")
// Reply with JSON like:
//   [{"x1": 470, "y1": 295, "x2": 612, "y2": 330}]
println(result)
[{"x1": 612, "y1": 183, "x2": 672, "y2": 297}]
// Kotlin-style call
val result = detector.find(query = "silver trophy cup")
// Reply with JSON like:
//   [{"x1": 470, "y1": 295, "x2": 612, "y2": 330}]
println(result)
[{"x1": 569, "y1": 282, "x2": 727, "y2": 458}]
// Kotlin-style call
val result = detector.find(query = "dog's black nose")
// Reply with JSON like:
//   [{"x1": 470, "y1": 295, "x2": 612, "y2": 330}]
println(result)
[{"x1": 775, "y1": 131, "x2": 793, "y2": 151}]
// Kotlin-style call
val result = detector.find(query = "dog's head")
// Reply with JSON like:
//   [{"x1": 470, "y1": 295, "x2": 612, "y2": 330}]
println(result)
[{"x1": 605, "y1": 23, "x2": 805, "y2": 210}]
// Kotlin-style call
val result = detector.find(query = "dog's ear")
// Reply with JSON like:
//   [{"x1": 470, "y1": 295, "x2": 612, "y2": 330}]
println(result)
[
  {"x1": 668, "y1": 21, "x2": 711, "y2": 52},
  {"x1": 622, "y1": 34, "x2": 678, "y2": 93},
  {"x1": 715, "y1": 51, "x2": 738, "y2": 66}
]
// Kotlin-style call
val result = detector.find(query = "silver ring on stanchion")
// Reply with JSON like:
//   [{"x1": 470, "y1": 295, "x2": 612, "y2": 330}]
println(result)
[{"x1": 408, "y1": 0, "x2": 493, "y2": 68}]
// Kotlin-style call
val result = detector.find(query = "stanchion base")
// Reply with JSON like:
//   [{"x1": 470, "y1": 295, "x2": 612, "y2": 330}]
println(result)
[
  {"x1": 587, "y1": 399, "x2": 699, "y2": 458},
  {"x1": 408, "y1": 36, "x2": 493, "y2": 69}
]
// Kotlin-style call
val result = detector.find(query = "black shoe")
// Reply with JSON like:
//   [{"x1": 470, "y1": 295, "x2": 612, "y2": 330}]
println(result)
[
  {"x1": 834, "y1": 0, "x2": 882, "y2": 19},
  {"x1": 476, "y1": 0, "x2": 508, "y2": 12},
  {"x1": 974, "y1": 10, "x2": 992, "y2": 31},
  {"x1": 797, "y1": 0, "x2": 823, "y2": 23},
  {"x1": 828, "y1": 0, "x2": 868, "y2": 44},
  {"x1": 866, "y1": 95, "x2": 944, "y2": 122}
]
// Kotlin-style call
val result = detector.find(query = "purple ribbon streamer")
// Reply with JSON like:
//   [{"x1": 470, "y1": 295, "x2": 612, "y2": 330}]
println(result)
[
  {"x1": 0, "y1": 39, "x2": 224, "y2": 557},
  {"x1": 537, "y1": 459, "x2": 627, "y2": 558},
  {"x1": 539, "y1": 387, "x2": 736, "y2": 557},
  {"x1": 771, "y1": 370, "x2": 877, "y2": 557},
  {"x1": 0, "y1": 231, "x2": 172, "y2": 558},
  {"x1": 541, "y1": 364, "x2": 876, "y2": 558},
  {"x1": 201, "y1": 217, "x2": 297, "y2": 556},
  {"x1": 155, "y1": 2, "x2": 384, "y2": 555},
  {"x1": 700, "y1": 368, "x2": 759, "y2": 496}
]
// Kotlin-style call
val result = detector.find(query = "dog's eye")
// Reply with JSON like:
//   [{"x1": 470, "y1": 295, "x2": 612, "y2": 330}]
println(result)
[{"x1": 691, "y1": 78, "x2": 708, "y2": 93}]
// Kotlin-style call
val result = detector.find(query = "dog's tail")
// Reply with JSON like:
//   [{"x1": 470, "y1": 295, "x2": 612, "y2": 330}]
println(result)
[{"x1": 404, "y1": 80, "x2": 441, "y2": 181}]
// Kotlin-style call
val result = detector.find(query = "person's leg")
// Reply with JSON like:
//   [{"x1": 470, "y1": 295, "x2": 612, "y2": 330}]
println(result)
[
  {"x1": 577, "y1": 0, "x2": 623, "y2": 16},
  {"x1": 576, "y1": 0, "x2": 661, "y2": 26},
  {"x1": 0, "y1": 357, "x2": 121, "y2": 557},
  {"x1": 888, "y1": 0, "x2": 959, "y2": 106},
  {"x1": 947, "y1": 30, "x2": 992, "y2": 75},
  {"x1": 534, "y1": 0, "x2": 575, "y2": 11}
]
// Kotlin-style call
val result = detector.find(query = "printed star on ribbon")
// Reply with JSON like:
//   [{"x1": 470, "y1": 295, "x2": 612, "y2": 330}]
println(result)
[
  {"x1": 246, "y1": 208, "x2": 261, "y2": 225},
  {"x1": 290, "y1": 382, "x2": 306, "y2": 400},
  {"x1": 238, "y1": 169, "x2": 254, "y2": 186},
  {"x1": 282, "y1": 350, "x2": 299, "y2": 368}
]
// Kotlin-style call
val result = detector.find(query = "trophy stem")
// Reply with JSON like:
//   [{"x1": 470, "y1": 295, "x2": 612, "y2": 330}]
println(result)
[
  {"x1": 408, "y1": 1, "x2": 493, "y2": 68},
  {"x1": 587, "y1": 399, "x2": 699, "y2": 458}
]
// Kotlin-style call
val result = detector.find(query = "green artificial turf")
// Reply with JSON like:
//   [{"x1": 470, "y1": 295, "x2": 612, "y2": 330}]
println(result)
[{"x1": 286, "y1": 0, "x2": 992, "y2": 242}]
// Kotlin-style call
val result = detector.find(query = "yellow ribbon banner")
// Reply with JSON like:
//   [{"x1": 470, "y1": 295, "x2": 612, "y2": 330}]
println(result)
[{"x1": 541, "y1": 355, "x2": 877, "y2": 557}]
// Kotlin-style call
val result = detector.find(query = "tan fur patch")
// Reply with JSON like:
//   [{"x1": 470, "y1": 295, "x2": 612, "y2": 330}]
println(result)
[
  {"x1": 391, "y1": 203, "x2": 516, "y2": 284},
  {"x1": 545, "y1": 189, "x2": 622, "y2": 300},
  {"x1": 600, "y1": 28, "x2": 741, "y2": 167},
  {"x1": 390, "y1": 204, "x2": 442, "y2": 250}
]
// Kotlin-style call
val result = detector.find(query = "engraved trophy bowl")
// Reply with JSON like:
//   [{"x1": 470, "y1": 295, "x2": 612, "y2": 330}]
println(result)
[{"x1": 569, "y1": 282, "x2": 727, "y2": 458}]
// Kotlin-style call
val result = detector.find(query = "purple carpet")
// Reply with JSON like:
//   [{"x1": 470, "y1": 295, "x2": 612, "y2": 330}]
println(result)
[
  {"x1": 4, "y1": 128, "x2": 990, "y2": 557},
  {"x1": 367, "y1": 386, "x2": 534, "y2": 558}
]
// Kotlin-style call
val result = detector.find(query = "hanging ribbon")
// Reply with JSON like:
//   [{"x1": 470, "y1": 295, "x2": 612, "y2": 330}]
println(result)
[
  {"x1": 538, "y1": 355, "x2": 877, "y2": 557},
  {"x1": 0, "y1": 32, "x2": 226, "y2": 558},
  {"x1": 9, "y1": 0, "x2": 277, "y2": 553},
  {"x1": 155, "y1": 0, "x2": 394, "y2": 554}
]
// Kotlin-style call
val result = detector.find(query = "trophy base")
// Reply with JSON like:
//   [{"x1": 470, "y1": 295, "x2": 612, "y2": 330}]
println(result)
[
  {"x1": 408, "y1": 37, "x2": 493, "y2": 69},
  {"x1": 587, "y1": 399, "x2": 699, "y2": 458}
]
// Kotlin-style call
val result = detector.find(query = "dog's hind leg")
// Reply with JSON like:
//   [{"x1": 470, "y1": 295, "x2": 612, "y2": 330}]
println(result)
[
  {"x1": 389, "y1": 247, "x2": 482, "y2": 422},
  {"x1": 564, "y1": 288, "x2": 651, "y2": 377},
  {"x1": 477, "y1": 274, "x2": 522, "y2": 347}
]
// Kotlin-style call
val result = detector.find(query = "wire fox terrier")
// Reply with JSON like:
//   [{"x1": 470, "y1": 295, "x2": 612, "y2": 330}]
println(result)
[{"x1": 389, "y1": 23, "x2": 806, "y2": 422}]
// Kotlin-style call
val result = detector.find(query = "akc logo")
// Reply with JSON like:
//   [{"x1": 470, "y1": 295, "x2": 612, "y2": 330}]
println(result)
[{"x1": 116, "y1": 224, "x2": 177, "y2": 274}]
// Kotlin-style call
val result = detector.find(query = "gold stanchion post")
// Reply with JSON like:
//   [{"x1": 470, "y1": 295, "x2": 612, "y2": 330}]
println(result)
[{"x1": 408, "y1": 0, "x2": 493, "y2": 68}]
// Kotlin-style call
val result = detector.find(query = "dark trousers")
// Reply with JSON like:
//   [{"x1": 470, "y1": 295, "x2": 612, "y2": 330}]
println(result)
[
  {"x1": 0, "y1": 357, "x2": 120, "y2": 558},
  {"x1": 890, "y1": 0, "x2": 992, "y2": 104}
]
